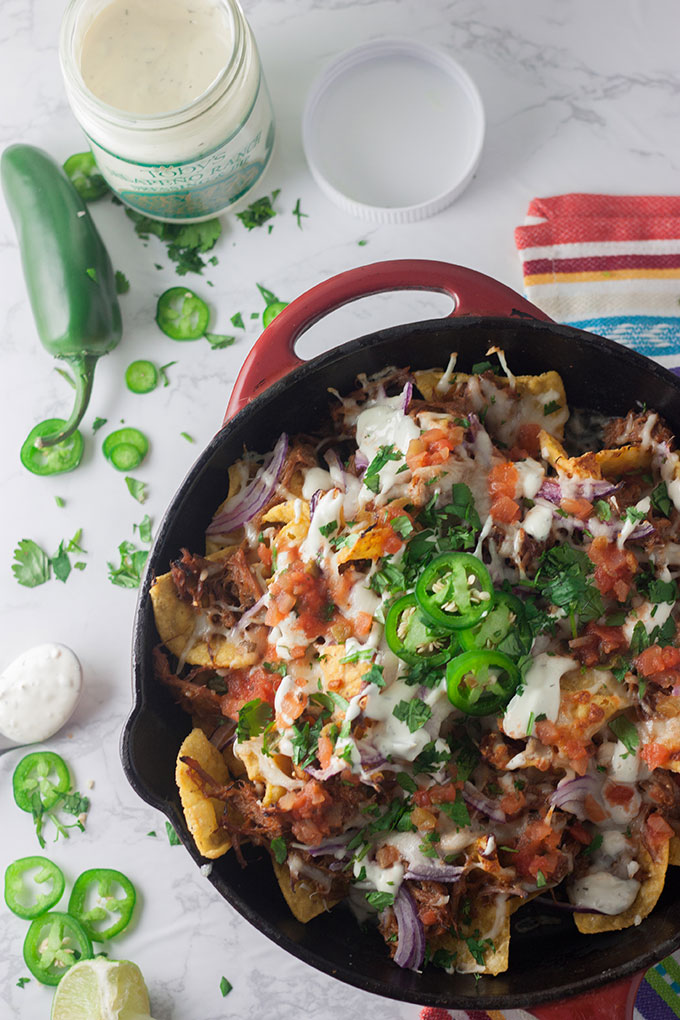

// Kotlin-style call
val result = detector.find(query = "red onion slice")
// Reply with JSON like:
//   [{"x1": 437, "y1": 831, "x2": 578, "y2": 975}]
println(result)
[
  {"x1": 550, "y1": 774, "x2": 598, "y2": 818},
  {"x1": 462, "y1": 781, "x2": 506, "y2": 823},
  {"x1": 206, "y1": 433, "x2": 288, "y2": 535},
  {"x1": 393, "y1": 885, "x2": 426, "y2": 970},
  {"x1": 401, "y1": 380, "x2": 413, "y2": 412},
  {"x1": 235, "y1": 592, "x2": 269, "y2": 632},
  {"x1": 305, "y1": 760, "x2": 346, "y2": 782},
  {"x1": 324, "y1": 449, "x2": 346, "y2": 491}
]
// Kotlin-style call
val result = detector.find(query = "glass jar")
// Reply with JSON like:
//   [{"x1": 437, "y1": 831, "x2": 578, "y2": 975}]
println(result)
[{"x1": 59, "y1": 0, "x2": 275, "y2": 223}]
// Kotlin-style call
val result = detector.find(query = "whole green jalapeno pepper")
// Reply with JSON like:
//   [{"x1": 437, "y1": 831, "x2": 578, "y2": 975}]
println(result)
[{"x1": 1, "y1": 144, "x2": 122, "y2": 452}]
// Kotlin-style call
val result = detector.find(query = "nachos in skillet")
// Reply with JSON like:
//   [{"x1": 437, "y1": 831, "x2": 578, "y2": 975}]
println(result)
[{"x1": 151, "y1": 350, "x2": 680, "y2": 976}]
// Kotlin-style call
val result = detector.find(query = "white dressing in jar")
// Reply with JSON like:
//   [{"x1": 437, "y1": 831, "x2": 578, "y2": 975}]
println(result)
[
  {"x1": 60, "y1": 0, "x2": 275, "y2": 222},
  {"x1": 0, "y1": 644, "x2": 82, "y2": 745}
]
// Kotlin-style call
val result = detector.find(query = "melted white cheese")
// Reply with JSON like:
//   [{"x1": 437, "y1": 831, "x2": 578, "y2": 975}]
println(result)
[
  {"x1": 622, "y1": 599, "x2": 673, "y2": 642},
  {"x1": 523, "y1": 504, "x2": 553, "y2": 542},
  {"x1": 299, "y1": 489, "x2": 345, "y2": 563},
  {"x1": 617, "y1": 496, "x2": 650, "y2": 549},
  {"x1": 301, "y1": 467, "x2": 334, "y2": 500},
  {"x1": 514, "y1": 458, "x2": 544, "y2": 499},
  {"x1": 503, "y1": 654, "x2": 576, "y2": 740},
  {"x1": 568, "y1": 872, "x2": 640, "y2": 915},
  {"x1": 355, "y1": 398, "x2": 420, "y2": 504}
]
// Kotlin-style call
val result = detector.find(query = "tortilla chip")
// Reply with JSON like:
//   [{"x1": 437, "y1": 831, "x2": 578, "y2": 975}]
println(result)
[
  {"x1": 271, "y1": 857, "x2": 339, "y2": 922},
  {"x1": 336, "y1": 523, "x2": 395, "y2": 565},
  {"x1": 149, "y1": 548, "x2": 260, "y2": 669},
  {"x1": 318, "y1": 644, "x2": 371, "y2": 701},
  {"x1": 176, "y1": 728, "x2": 231, "y2": 859},
  {"x1": 575, "y1": 841, "x2": 668, "y2": 933},
  {"x1": 236, "y1": 743, "x2": 291, "y2": 806},
  {"x1": 415, "y1": 369, "x2": 569, "y2": 439},
  {"x1": 538, "y1": 429, "x2": 650, "y2": 481},
  {"x1": 596, "y1": 444, "x2": 652, "y2": 477},
  {"x1": 431, "y1": 895, "x2": 510, "y2": 975},
  {"x1": 670, "y1": 836, "x2": 680, "y2": 866},
  {"x1": 264, "y1": 499, "x2": 310, "y2": 549}
]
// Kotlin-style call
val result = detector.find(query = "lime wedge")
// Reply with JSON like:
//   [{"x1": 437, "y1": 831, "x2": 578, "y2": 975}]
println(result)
[{"x1": 51, "y1": 957, "x2": 154, "y2": 1020}]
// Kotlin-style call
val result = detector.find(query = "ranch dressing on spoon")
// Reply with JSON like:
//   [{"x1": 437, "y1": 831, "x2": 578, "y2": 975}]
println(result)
[{"x1": 0, "y1": 644, "x2": 82, "y2": 749}]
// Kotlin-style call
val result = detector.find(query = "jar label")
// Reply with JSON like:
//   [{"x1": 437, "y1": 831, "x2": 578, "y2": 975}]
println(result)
[{"x1": 90, "y1": 80, "x2": 275, "y2": 221}]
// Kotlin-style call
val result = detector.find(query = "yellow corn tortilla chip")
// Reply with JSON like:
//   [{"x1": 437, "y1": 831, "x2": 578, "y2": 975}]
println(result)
[
  {"x1": 559, "y1": 667, "x2": 632, "y2": 732},
  {"x1": 596, "y1": 444, "x2": 652, "y2": 476},
  {"x1": 415, "y1": 369, "x2": 569, "y2": 440},
  {"x1": 336, "y1": 523, "x2": 394, "y2": 565},
  {"x1": 432, "y1": 895, "x2": 510, "y2": 975},
  {"x1": 271, "y1": 857, "x2": 339, "y2": 922},
  {"x1": 538, "y1": 429, "x2": 650, "y2": 480},
  {"x1": 265, "y1": 499, "x2": 311, "y2": 549},
  {"x1": 575, "y1": 841, "x2": 669, "y2": 933},
  {"x1": 176, "y1": 728, "x2": 231, "y2": 859},
  {"x1": 318, "y1": 644, "x2": 371, "y2": 702},
  {"x1": 669, "y1": 836, "x2": 680, "y2": 866},
  {"x1": 150, "y1": 548, "x2": 260, "y2": 669}
]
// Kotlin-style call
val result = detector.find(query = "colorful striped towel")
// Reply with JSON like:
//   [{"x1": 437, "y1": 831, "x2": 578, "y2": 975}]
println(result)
[
  {"x1": 514, "y1": 193, "x2": 680, "y2": 374},
  {"x1": 417, "y1": 954, "x2": 680, "y2": 1020}
]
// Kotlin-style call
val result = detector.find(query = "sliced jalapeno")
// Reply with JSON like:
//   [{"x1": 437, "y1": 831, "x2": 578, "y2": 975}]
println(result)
[
  {"x1": 416, "y1": 552, "x2": 494, "y2": 631},
  {"x1": 156, "y1": 287, "x2": 209, "y2": 340},
  {"x1": 13, "y1": 752, "x2": 71, "y2": 813},
  {"x1": 23, "y1": 910, "x2": 92, "y2": 985},
  {"x1": 446, "y1": 649, "x2": 520, "y2": 716},
  {"x1": 263, "y1": 301, "x2": 288, "y2": 327},
  {"x1": 4, "y1": 856, "x2": 65, "y2": 920},
  {"x1": 62, "y1": 152, "x2": 108, "y2": 202},
  {"x1": 68, "y1": 868, "x2": 137, "y2": 942},
  {"x1": 385, "y1": 594, "x2": 455, "y2": 666},
  {"x1": 458, "y1": 591, "x2": 532, "y2": 657},
  {"x1": 102, "y1": 427, "x2": 149, "y2": 471},
  {"x1": 125, "y1": 359, "x2": 158, "y2": 394},
  {"x1": 20, "y1": 419, "x2": 84, "y2": 476}
]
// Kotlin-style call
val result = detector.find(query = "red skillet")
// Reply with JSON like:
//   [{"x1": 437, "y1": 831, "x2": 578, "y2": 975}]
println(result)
[{"x1": 124, "y1": 260, "x2": 680, "y2": 1019}]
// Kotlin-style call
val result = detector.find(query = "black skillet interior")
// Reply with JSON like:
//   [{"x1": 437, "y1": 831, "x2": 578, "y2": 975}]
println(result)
[{"x1": 122, "y1": 315, "x2": 680, "y2": 1009}]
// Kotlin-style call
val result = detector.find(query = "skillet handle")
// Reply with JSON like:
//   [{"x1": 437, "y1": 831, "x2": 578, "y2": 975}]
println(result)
[
  {"x1": 530, "y1": 972, "x2": 644, "y2": 1020},
  {"x1": 223, "y1": 259, "x2": 551, "y2": 421}
]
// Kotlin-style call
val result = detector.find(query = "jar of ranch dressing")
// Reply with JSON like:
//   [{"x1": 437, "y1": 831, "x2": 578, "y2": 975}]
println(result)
[{"x1": 59, "y1": 0, "x2": 275, "y2": 222}]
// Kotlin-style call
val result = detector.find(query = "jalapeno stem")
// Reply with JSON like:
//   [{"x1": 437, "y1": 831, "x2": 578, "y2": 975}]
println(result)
[{"x1": 36, "y1": 355, "x2": 97, "y2": 448}]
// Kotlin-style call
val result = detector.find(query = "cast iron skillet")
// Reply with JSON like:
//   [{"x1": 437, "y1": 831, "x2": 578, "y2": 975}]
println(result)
[{"x1": 122, "y1": 261, "x2": 680, "y2": 1018}]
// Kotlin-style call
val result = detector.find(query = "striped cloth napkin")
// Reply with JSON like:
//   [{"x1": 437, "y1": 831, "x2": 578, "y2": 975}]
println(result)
[
  {"x1": 417, "y1": 955, "x2": 680, "y2": 1020},
  {"x1": 514, "y1": 192, "x2": 680, "y2": 374}
]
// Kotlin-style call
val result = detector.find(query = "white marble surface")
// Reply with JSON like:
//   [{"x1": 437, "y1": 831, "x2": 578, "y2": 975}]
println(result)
[{"x1": 2, "y1": 0, "x2": 680, "y2": 1016}]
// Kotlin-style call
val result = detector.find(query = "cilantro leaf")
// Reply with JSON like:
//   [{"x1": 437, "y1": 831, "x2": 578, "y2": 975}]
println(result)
[
  {"x1": 292, "y1": 198, "x2": 308, "y2": 229},
  {"x1": 651, "y1": 482, "x2": 672, "y2": 518},
  {"x1": 92, "y1": 416, "x2": 108, "y2": 432},
  {"x1": 543, "y1": 400, "x2": 561, "y2": 416},
  {"x1": 115, "y1": 270, "x2": 130, "y2": 294},
  {"x1": 50, "y1": 542, "x2": 71, "y2": 583},
  {"x1": 366, "y1": 890, "x2": 394, "y2": 911},
  {"x1": 465, "y1": 935, "x2": 493, "y2": 966},
  {"x1": 319, "y1": 520, "x2": 338, "y2": 538},
  {"x1": 125, "y1": 209, "x2": 221, "y2": 275},
  {"x1": 364, "y1": 445, "x2": 402, "y2": 493},
  {"x1": 165, "y1": 821, "x2": 181, "y2": 846},
  {"x1": 623, "y1": 505, "x2": 647, "y2": 526},
  {"x1": 236, "y1": 698, "x2": 274, "y2": 743},
  {"x1": 134, "y1": 514, "x2": 153, "y2": 544},
  {"x1": 363, "y1": 663, "x2": 385, "y2": 688},
  {"x1": 205, "y1": 332, "x2": 235, "y2": 350},
  {"x1": 220, "y1": 976, "x2": 233, "y2": 997},
  {"x1": 12, "y1": 539, "x2": 50, "y2": 587},
  {"x1": 270, "y1": 836, "x2": 287, "y2": 864},
  {"x1": 610, "y1": 716, "x2": 639, "y2": 756},
  {"x1": 393, "y1": 698, "x2": 432, "y2": 732},
  {"x1": 594, "y1": 499, "x2": 611, "y2": 521},
  {"x1": 390, "y1": 514, "x2": 414, "y2": 538},
  {"x1": 439, "y1": 791, "x2": 471, "y2": 830},
  {"x1": 125, "y1": 476, "x2": 148, "y2": 503},
  {"x1": 236, "y1": 192, "x2": 279, "y2": 230},
  {"x1": 107, "y1": 540, "x2": 149, "y2": 588},
  {"x1": 396, "y1": 772, "x2": 417, "y2": 793},
  {"x1": 231, "y1": 312, "x2": 245, "y2": 329}
]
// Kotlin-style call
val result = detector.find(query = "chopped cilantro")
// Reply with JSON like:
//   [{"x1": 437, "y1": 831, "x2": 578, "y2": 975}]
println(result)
[
  {"x1": 393, "y1": 698, "x2": 432, "y2": 733},
  {"x1": 643, "y1": 577, "x2": 678, "y2": 604},
  {"x1": 219, "y1": 976, "x2": 233, "y2": 997},
  {"x1": 543, "y1": 400, "x2": 561, "y2": 415},
  {"x1": 236, "y1": 190, "x2": 280, "y2": 230},
  {"x1": 651, "y1": 482, "x2": 672, "y2": 518},
  {"x1": 535, "y1": 870, "x2": 547, "y2": 887},
  {"x1": 237, "y1": 698, "x2": 274, "y2": 743},
  {"x1": 55, "y1": 496, "x2": 65, "y2": 508},
  {"x1": 205, "y1": 332, "x2": 235, "y2": 350},
  {"x1": 50, "y1": 542, "x2": 71, "y2": 583},
  {"x1": 165, "y1": 821, "x2": 181, "y2": 846},
  {"x1": 263, "y1": 661, "x2": 288, "y2": 676},
  {"x1": 630, "y1": 620, "x2": 650, "y2": 656},
  {"x1": 11, "y1": 538, "x2": 50, "y2": 588},
  {"x1": 180, "y1": 431, "x2": 195, "y2": 443},
  {"x1": 133, "y1": 514, "x2": 153, "y2": 544},
  {"x1": 292, "y1": 198, "x2": 308, "y2": 228},
  {"x1": 652, "y1": 615, "x2": 676, "y2": 646},
  {"x1": 534, "y1": 545, "x2": 603, "y2": 625},
  {"x1": 623, "y1": 505, "x2": 647, "y2": 526},
  {"x1": 471, "y1": 360, "x2": 494, "y2": 375},
  {"x1": 594, "y1": 499, "x2": 611, "y2": 522},
  {"x1": 413, "y1": 740, "x2": 451, "y2": 775},
  {"x1": 16, "y1": 977, "x2": 30, "y2": 988},
  {"x1": 126, "y1": 209, "x2": 221, "y2": 275},
  {"x1": 366, "y1": 890, "x2": 394, "y2": 911},
  {"x1": 147, "y1": 830, "x2": 157, "y2": 837},
  {"x1": 439, "y1": 791, "x2": 471, "y2": 830},
  {"x1": 319, "y1": 520, "x2": 338, "y2": 538},
  {"x1": 124, "y1": 476, "x2": 148, "y2": 503},
  {"x1": 363, "y1": 663, "x2": 385, "y2": 688},
  {"x1": 358, "y1": 239, "x2": 368, "y2": 246},
  {"x1": 465, "y1": 935, "x2": 493, "y2": 966},
  {"x1": 107, "y1": 539, "x2": 149, "y2": 588},
  {"x1": 584, "y1": 832, "x2": 603, "y2": 856},
  {"x1": 115, "y1": 270, "x2": 130, "y2": 294},
  {"x1": 390, "y1": 514, "x2": 414, "y2": 538},
  {"x1": 231, "y1": 312, "x2": 245, "y2": 329},
  {"x1": 396, "y1": 772, "x2": 417, "y2": 793},
  {"x1": 419, "y1": 831, "x2": 441, "y2": 858},
  {"x1": 610, "y1": 716, "x2": 639, "y2": 757},
  {"x1": 431, "y1": 948, "x2": 456, "y2": 970},
  {"x1": 363, "y1": 444, "x2": 402, "y2": 493},
  {"x1": 339, "y1": 647, "x2": 373, "y2": 664},
  {"x1": 270, "y1": 836, "x2": 287, "y2": 864}
]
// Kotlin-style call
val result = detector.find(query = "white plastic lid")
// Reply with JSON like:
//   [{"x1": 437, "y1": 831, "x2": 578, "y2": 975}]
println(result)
[{"x1": 302, "y1": 38, "x2": 485, "y2": 224}]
